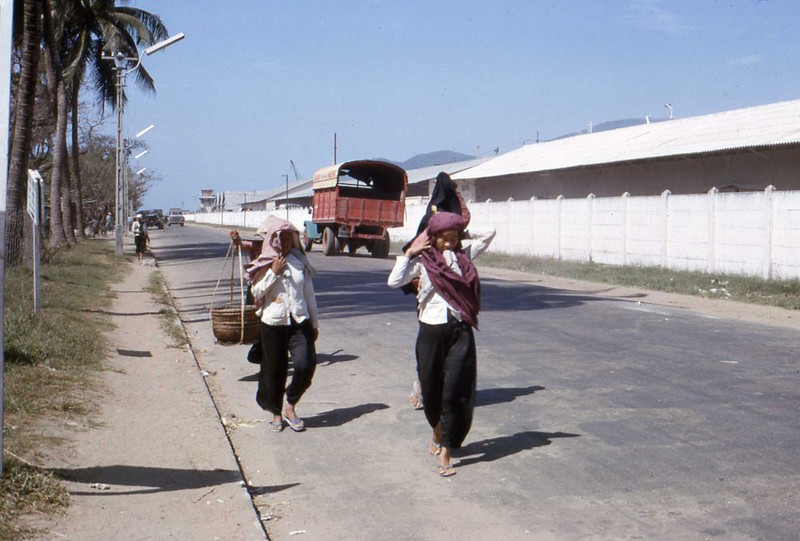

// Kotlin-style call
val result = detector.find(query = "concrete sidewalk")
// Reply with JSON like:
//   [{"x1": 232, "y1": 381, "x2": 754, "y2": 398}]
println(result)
[{"x1": 38, "y1": 255, "x2": 266, "y2": 541}]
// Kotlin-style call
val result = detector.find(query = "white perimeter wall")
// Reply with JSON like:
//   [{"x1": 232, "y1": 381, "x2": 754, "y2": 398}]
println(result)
[
  {"x1": 188, "y1": 208, "x2": 312, "y2": 233},
  {"x1": 388, "y1": 187, "x2": 800, "y2": 280},
  {"x1": 186, "y1": 188, "x2": 800, "y2": 280}
]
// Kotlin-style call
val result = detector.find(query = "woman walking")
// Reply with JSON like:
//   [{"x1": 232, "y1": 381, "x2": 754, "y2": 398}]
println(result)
[
  {"x1": 388, "y1": 211, "x2": 494, "y2": 476},
  {"x1": 250, "y1": 216, "x2": 319, "y2": 433}
]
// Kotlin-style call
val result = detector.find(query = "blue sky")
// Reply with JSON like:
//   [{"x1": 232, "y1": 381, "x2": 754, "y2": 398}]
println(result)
[{"x1": 116, "y1": 0, "x2": 800, "y2": 210}]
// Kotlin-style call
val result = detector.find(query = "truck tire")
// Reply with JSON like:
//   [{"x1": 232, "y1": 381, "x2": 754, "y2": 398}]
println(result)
[
  {"x1": 322, "y1": 227, "x2": 339, "y2": 256},
  {"x1": 371, "y1": 232, "x2": 391, "y2": 259}
]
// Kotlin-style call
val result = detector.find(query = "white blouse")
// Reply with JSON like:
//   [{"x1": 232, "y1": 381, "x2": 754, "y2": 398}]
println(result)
[
  {"x1": 387, "y1": 229, "x2": 495, "y2": 325},
  {"x1": 251, "y1": 252, "x2": 319, "y2": 328}
]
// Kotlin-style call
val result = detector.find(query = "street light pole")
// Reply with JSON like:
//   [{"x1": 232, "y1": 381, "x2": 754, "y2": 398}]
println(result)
[
  {"x1": 114, "y1": 54, "x2": 125, "y2": 255},
  {"x1": 283, "y1": 174, "x2": 289, "y2": 220},
  {"x1": 104, "y1": 33, "x2": 184, "y2": 256}
]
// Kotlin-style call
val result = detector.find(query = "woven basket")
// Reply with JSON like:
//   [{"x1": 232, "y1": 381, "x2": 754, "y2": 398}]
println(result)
[{"x1": 211, "y1": 304, "x2": 260, "y2": 344}]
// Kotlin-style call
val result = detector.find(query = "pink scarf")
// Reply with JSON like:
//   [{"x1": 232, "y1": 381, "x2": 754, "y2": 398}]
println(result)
[{"x1": 245, "y1": 216, "x2": 315, "y2": 287}]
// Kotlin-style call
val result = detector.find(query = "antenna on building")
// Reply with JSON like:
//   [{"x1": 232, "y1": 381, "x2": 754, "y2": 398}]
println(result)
[
  {"x1": 665, "y1": 103, "x2": 673, "y2": 119},
  {"x1": 645, "y1": 115, "x2": 651, "y2": 125},
  {"x1": 588, "y1": 121, "x2": 592, "y2": 134}
]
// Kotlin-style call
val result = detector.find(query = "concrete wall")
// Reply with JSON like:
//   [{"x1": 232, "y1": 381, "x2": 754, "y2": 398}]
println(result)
[
  {"x1": 188, "y1": 208, "x2": 312, "y2": 233},
  {"x1": 476, "y1": 146, "x2": 800, "y2": 201},
  {"x1": 389, "y1": 187, "x2": 800, "y2": 280}
]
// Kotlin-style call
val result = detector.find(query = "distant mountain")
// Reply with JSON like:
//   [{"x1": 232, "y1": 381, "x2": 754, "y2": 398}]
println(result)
[
  {"x1": 551, "y1": 117, "x2": 667, "y2": 141},
  {"x1": 375, "y1": 150, "x2": 476, "y2": 170}
]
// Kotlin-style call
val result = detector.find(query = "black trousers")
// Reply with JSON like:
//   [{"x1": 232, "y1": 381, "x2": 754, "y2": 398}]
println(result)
[
  {"x1": 256, "y1": 318, "x2": 317, "y2": 415},
  {"x1": 416, "y1": 317, "x2": 477, "y2": 449}
]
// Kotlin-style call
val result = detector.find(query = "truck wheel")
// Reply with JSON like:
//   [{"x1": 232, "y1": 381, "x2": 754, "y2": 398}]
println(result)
[
  {"x1": 371, "y1": 232, "x2": 391, "y2": 259},
  {"x1": 303, "y1": 230, "x2": 313, "y2": 252},
  {"x1": 322, "y1": 227, "x2": 338, "y2": 256}
]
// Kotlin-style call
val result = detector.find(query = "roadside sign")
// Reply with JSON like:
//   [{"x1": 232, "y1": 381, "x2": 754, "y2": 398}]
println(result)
[{"x1": 27, "y1": 169, "x2": 42, "y2": 224}]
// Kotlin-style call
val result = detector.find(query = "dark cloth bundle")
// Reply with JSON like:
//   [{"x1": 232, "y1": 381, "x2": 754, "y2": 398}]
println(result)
[{"x1": 401, "y1": 172, "x2": 470, "y2": 295}]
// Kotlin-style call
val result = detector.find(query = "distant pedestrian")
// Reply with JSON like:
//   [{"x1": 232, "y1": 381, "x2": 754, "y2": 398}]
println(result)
[
  {"x1": 249, "y1": 216, "x2": 319, "y2": 433},
  {"x1": 388, "y1": 211, "x2": 495, "y2": 477},
  {"x1": 132, "y1": 213, "x2": 149, "y2": 263},
  {"x1": 104, "y1": 212, "x2": 114, "y2": 232}
]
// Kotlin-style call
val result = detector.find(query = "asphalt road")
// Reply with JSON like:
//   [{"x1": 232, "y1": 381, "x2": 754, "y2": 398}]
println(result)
[{"x1": 149, "y1": 223, "x2": 799, "y2": 541}]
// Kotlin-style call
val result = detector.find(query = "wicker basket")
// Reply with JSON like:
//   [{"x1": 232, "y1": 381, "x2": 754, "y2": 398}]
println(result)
[{"x1": 211, "y1": 304, "x2": 260, "y2": 344}]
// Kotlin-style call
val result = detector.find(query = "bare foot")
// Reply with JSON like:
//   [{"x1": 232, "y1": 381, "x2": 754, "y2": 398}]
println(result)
[{"x1": 429, "y1": 441, "x2": 442, "y2": 455}]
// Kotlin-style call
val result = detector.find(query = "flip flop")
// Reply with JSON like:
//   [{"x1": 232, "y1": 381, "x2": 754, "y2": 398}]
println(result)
[
  {"x1": 437, "y1": 464, "x2": 456, "y2": 478},
  {"x1": 268, "y1": 420, "x2": 284, "y2": 433},
  {"x1": 282, "y1": 415, "x2": 305, "y2": 432},
  {"x1": 429, "y1": 441, "x2": 442, "y2": 455}
]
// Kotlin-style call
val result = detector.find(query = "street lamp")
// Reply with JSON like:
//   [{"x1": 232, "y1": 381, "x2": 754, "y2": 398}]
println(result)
[
  {"x1": 104, "y1": 33, "x2": 184, "y2": 256},
  {"x1": 123, "y1": 124, "x2": 154, "y2": 232}
]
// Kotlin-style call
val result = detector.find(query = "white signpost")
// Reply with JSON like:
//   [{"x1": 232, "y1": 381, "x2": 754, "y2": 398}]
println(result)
[{"x1": 27, "y1": 170, "x2": 43, "y2": 313}]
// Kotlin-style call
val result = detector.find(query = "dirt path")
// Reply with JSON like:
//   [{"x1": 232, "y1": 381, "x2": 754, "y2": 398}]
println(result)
[{"x1": 33, "y1": 255, "x2": 266, "y2": 541}]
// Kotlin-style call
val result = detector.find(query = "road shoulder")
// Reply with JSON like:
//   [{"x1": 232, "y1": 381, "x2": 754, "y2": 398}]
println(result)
[{"x1": 34, "y1": 256, "x2": 265, "y2": 541}]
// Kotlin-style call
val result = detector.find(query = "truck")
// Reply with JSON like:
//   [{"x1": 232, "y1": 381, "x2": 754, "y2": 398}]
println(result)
[{"x1": 303, "y1": 160, "x2": 407, "y2": 258}]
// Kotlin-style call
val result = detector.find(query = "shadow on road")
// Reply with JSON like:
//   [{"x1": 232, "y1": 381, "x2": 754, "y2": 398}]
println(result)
[
  {"x1": 454, "y1": 431, "x2": 580, "y2": 466},
  {"x1": 475, "y1": 385, "x2": 545, "y2": 407},
  {"x1": 317, "y1": 349, "x2": 359, "y2": 366},
  {"x1": 54, "y1": 465, "x2": 241, "y2": 496},
  {"x1": 304, "y1": 402, "x2": 390, "y2": 428}
]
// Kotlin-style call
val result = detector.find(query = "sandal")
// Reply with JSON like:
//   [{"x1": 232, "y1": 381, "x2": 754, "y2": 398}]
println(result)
[
  {"x1": 282, "y1": 415, "x2": 305, "y2": 432},
  {"x1": 437, "y1": 464, "x2": 456, "y2": 478},
  {"x1": 429, "y1": 441, "x2": 442, "y2": 455},
  {"x1": 409, "y1": 394, "x2": 424, "y2": 410},
  {"x1": 268, "y1": 420, "x2": 284, "y2": 433}
]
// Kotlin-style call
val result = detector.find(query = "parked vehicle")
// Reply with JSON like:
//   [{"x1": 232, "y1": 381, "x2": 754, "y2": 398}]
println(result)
[
  {"x1": 167, "y1": 208, "x2": 185, "y2": 226},
  {"x1": 137, "y1": 209, "x2": 165, "y2": 230},
  {"x1": 304, "y1": 160, "x2": 406, "y2": 258}
]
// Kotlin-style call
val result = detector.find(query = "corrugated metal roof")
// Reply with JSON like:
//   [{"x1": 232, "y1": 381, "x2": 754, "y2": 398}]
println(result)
[
  {"x1": 407, "y1": 157, "x2": 492, "y2": 185},
  {"x1": 454, "y1": 99, "x2": 800, "y2": 181}
]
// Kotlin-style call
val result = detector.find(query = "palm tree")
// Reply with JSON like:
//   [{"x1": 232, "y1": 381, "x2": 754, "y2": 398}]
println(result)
[
  {"x1": 60, "y1": 0, "x2": 168, "y2": 238},
  {"x1": 8, "y1": 0, "x2": 168, "y2": 249},
  {"x1": 7, "y1": 0, "x2": 43, "y2": 217}
]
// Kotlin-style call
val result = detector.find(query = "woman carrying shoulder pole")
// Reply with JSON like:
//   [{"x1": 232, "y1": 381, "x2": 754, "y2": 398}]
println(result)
[{"x1": 250, "y1": 216, "x2": 319, "y2": 433}]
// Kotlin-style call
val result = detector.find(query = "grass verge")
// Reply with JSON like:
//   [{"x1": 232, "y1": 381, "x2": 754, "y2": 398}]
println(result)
[
  {"x1": 475, "y1": 252, "x2": 800, "y2": 310},
  {"x1": 147, "y1": 272, "x2": 189, "y2": 348},
  {"x1": 1, "y1": 240, "x2": 123, "y2": 541}
]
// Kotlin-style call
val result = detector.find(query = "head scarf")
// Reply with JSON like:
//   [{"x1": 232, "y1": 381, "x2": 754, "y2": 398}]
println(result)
[
  {"x1": 400, "y1": 172, "x2": 471, "y2": 295},
  {"x1": 420, "y1": 212, "x2": 481, "y2": 328},
  {"x1": 245, "y1": 216, "x2": 315, "y2": 286}
]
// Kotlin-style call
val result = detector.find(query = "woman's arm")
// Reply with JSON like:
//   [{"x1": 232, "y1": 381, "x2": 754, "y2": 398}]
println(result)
[
  {"x1": 250, "y1": 268, "x2": 279, "y2": 301},
  {"x1": 304, "y1": 274, "x2": 319, "y2": 330},
  {"x1": 463, "y1": 229, "x2": 496, "y2": 260},
  {"x1": 387, "y1": 256, "x2": 421, "y2": 288}
]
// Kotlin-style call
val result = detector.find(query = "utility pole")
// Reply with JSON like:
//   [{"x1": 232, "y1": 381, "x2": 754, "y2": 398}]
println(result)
[{"x1": 0, "y1": 0, "x2": 14, "y2": 475}]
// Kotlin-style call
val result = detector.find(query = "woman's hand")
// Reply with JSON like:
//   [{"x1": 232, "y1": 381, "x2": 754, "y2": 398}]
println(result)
[
  {"x1": 312, "y1": 328, "x2": 319, "y2": 342},
  {"x1": 271, "y1": 255, "x2": 287, "y2": 275},
  {"x1": 229, "y1": 230, "x2": 241, "y2": 246},
  {"x1": 405, "y1": 237, "x2": 431, "y2": 258}
]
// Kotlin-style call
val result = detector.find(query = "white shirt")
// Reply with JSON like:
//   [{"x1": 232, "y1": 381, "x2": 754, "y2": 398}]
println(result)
[
  {"x1": 387, "y1": 229, "x2": 495, "y2": 325},
  {"x1": 251, "y1": 252, "x2": 319, "y2": 328}
]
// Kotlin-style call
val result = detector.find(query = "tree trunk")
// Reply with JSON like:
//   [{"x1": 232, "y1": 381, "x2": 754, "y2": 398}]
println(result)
[
  {"x1": 61, "y1": 135, "x2": 77, "y2": 245},
  {"x1": 7, "y1": 0, "x2": 42, "y2": 214},
  {"x1": 70, "y1": 85, "x2": 86, "y2": 238},
  {"x1": 42, "y1": 0, "x2": 67, "y2": 248}
]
